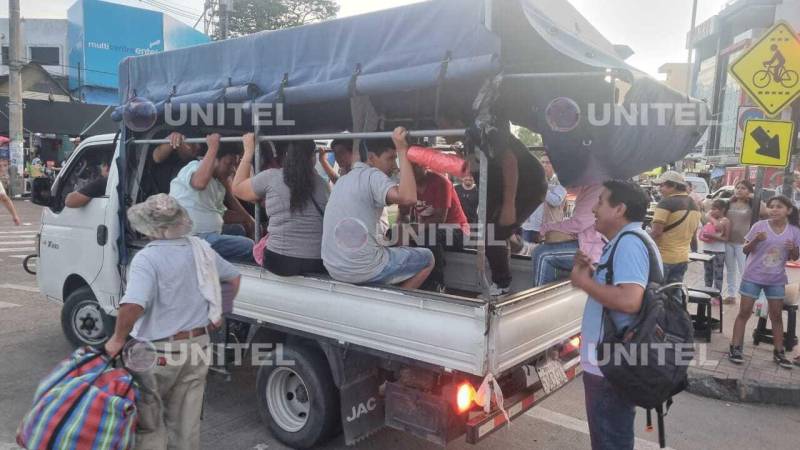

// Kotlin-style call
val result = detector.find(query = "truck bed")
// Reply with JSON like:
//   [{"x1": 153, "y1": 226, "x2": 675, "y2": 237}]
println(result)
[{"x1": 232, "y1": 251, "x2": 585, "y2": 377}]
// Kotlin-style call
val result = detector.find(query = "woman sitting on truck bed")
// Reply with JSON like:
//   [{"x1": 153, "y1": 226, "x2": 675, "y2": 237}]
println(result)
[{"x1": 232, "y1": 133, "x2": 329, "y2": 276}]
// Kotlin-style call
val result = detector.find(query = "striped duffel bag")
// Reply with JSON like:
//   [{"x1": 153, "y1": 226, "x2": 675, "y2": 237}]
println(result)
[{"x1": 17, "y1": 346, "x2": 138, "y2": 449}]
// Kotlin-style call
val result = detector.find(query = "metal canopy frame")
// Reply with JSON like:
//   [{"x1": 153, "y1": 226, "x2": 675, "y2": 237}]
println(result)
[
  {"x1": 122, "y1": 127, "x2": 501, "y2": 297},
  {"x1": 130, "y1": 129, "x2": 467, "y2": 145}
]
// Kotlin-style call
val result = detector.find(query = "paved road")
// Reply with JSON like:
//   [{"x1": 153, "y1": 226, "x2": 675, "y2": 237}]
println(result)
[{"x1": 2, "y1": 200, "x2": 799, "y2": 450}]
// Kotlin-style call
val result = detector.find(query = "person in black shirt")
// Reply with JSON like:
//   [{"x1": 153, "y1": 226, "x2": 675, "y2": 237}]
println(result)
[
  {"x1": 455, "y1": 173, "x2": 478, "y2": 225},
  {"x1": 141, "y1": 132, "x2": 201, "y2": 197},
  {"x1": 65, "y1": 161, "x2": 110, "y2": 208}
]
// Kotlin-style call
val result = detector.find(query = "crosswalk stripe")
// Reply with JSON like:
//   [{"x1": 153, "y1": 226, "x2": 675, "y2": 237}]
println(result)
[
  {"x1": 0, "y1": 301, "x2": 21, "y2": 309},
  {"x1": 0, "y1": 230, "x2": 37, "y2": 234},
  {"x1": 0, "y1": 283, "x2": 39, "y2": 293},
  {"x1": 8, "y1": 254, "x2": 29, "y2": 259},
  {"x1": 0, "y1": 247, "x2": 34, "y2": 253},
  {"x1": 525, "y1": 407, "x2": 675, "y2": 450},
  {"x1": 0, "y1": 241, "x2": 35, "y2": 245}
]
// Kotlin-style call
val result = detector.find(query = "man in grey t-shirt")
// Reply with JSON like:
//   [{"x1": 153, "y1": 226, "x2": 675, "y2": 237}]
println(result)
[{"x1": 321, "y1": 127, "x2": 434, "y2": 289}]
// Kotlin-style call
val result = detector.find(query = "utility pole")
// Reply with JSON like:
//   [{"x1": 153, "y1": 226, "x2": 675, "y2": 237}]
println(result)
[
  {"x1": 219, "y1": 0, "x2": 231, "y2": 40},
  {"x1": 7, "y1": 0, "x2": 24, "y2": 197}
]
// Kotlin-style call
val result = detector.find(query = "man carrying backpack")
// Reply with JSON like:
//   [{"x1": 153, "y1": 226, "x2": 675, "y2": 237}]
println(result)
[{"x1": 570, "y1": 180, "x2": 663, "y2": 450}]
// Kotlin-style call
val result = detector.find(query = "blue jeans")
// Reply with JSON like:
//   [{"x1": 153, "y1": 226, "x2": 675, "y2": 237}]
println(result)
[
  {"x1": 739, "y1": 280, "x2": 785, "y2": 300},
  {"x1": 583, "y1": 372, "x2": 635, "y2": 450},
  {"x1": 531, "y1": 240, "x2": 578, "y2": 286},
  {"x1": 198, "y1": 229, "x2": 255, "y2": 264},
  {"x1": 662, "y1": 262, "x2": 688, "y2": 284},
  {"x1": 522, "y1": 229, "x2": 539, "y2": 244}
]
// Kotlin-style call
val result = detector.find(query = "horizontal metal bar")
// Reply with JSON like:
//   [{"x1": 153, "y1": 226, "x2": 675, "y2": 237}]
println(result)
[
  {"x1": 503, "y1": 71, "x2": 615, "y2": 80},
  {"x1": 132, "y1": 129, "x2": 466, "y2": 145}
]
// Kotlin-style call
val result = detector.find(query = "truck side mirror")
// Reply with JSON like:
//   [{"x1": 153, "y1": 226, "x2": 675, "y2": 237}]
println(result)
[{"x1": 31, "y1": 177, "x2": 53, "y2": 207}]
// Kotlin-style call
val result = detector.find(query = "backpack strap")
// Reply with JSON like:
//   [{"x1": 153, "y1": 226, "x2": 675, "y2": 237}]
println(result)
[
  {"x1": 656, "y1": 403, "x2": 666, "y2": 449},
  {"x1": 597, "y1": 230, "x2": 663, "y2": 287},
  {"x1": 662, "y1": 208, "x2": 691, "y2": 233}
]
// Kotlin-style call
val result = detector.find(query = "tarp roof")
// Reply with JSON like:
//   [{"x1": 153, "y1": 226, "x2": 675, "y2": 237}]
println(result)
[{"x1": 118, "y1": 0, "x2": 707, "y2": 186}]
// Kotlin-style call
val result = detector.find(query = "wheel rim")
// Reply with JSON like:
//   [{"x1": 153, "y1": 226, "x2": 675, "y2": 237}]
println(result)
[
  {"x1": 72, "y1": 300, "x2": 106, "y2": 344},
  {"x1": 266, "y1": 367, "x2": 310, "y2": 432}
]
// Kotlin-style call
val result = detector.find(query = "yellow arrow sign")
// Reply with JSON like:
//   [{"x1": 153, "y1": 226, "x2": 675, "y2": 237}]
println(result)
[
  {"x1": 730, "y1": 21, "x2": 800, "y2": 116},
  {"x1": 739, "y1": 119, "x2": 795, "y2": 167}
]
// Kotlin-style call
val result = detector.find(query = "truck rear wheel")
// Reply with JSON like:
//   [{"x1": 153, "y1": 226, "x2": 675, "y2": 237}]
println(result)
[
  {"x1": 61, "y1": 286, "x2": 108, "y2": 347},
  {"x1": 256, "y1": 343, "x2": 340, "y2": 449}
]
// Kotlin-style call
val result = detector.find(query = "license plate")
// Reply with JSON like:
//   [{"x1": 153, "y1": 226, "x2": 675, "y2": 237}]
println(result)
[{"x1": 534, "y1": 359, "x2": 568, "y2": 395}]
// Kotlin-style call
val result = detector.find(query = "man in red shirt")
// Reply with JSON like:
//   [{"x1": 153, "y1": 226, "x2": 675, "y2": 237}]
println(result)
[
  {"x1": 398, "y1": 164, "x2": 469, "y2": 291},
  {"x1": 400, "y1": 165, "x2": 469, "y2": 231}
]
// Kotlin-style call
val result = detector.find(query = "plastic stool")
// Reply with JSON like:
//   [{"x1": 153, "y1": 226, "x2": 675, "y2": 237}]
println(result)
[
  {"x1": 688, "y1": 286, "x2": 722, "y2": 332},
  {"x1": 753, "y1": 303, "x2": 798, "y2": 352},
  {"x1": 687, "y1": 290, "x2": 713, "y2": 342}
]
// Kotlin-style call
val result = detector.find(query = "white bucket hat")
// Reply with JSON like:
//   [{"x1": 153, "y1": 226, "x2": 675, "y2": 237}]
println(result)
[{"x1": 127, "y1": 194, "x2": 193, "y2": 239}]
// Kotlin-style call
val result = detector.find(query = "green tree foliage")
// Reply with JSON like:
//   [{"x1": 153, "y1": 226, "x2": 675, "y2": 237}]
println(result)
[{"x1": 214, "y1": 0, "x2": 339, "y2": 39}]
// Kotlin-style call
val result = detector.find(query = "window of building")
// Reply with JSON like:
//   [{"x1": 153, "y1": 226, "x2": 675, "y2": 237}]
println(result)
[
  {"x1": 1, "y1": 46, "x2": 9, "y2": 64},
  {"x1": 29, "y1": 46, "x2": 60, "y2": 66}
]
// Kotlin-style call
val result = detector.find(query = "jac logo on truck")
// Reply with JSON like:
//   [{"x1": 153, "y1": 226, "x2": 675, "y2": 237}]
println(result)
[{"x1": 345, "y1": 397, "x2": 377, "y2": 422}]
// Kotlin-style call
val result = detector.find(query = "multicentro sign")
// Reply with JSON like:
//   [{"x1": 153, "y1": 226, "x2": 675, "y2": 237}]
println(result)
[{"x1": 86, "y1": 39, "x2": 163, "y2": 57}]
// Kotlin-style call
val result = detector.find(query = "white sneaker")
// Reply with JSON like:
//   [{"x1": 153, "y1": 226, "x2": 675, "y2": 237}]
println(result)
[{"x1": 485, "y1": 283, "x2": 510, "y2": 297}]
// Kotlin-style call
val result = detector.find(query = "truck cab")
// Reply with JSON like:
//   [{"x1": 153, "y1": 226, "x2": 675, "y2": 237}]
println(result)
[{"x1": 33, "y1": 134, "x2": 122, "y2": 346}]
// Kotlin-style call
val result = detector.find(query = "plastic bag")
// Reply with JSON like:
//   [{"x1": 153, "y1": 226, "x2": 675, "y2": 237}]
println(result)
[{"x1": 754, "y1": 294, "x2": 769, "y2": 319}]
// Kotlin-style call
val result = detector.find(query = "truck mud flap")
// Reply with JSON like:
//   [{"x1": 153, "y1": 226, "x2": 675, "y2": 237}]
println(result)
[
  {"x1": 384, "y1": 381, "x2": 465, "y2": 446},
  {"x1": 340, "y1": 369, "x2": 385, "y2": 445},
  {"x1": 465, "y1": 362, "x2": 582, "y2": 444}
]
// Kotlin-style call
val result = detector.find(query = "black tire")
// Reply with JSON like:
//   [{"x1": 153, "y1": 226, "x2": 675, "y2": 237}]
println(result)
[
  {"x1": 22, "y1": 254, "x2": 36, "y2": 275},
  {"x1": 255, "y1": 343, "x2": 340, "y2": 449},
  {"x1": 61, "y1": 286, "x2": 109, "y2": 348}
]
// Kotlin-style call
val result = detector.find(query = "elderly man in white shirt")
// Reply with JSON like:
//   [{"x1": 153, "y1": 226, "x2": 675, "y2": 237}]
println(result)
[{"x1": 105, "y1": 194, "x2": 241, "y2": 450}]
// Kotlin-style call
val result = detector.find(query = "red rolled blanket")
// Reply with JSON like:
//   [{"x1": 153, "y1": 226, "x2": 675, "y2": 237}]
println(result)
[{"x1": 407, "y1": 146, "x2": 469, "y2": 178}]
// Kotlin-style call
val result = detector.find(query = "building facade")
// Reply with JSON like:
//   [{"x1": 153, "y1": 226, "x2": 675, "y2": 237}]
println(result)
[
  {"x1": 1, "y1": 0, "x2": 210, "y2": 107},
  {"x1": 0, "y1": 18, "x2": 69, "y2": 80},
  {"x1": 658, "y1": 62, "x2": 690, "y2": 94}
]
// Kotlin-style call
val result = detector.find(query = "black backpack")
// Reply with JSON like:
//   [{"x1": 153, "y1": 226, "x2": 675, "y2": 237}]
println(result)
[{"x1": 596, "y1": 230, "x2": 694, "y2": 448}]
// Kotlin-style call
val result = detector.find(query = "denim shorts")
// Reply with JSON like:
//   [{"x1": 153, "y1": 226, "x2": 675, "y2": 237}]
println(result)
[
  {"x1": 739, "y1": 280, "x2": 785, "y2": 301},
  {"x1": 366, "y1": 247, "x2": 434, "y2": 285}
]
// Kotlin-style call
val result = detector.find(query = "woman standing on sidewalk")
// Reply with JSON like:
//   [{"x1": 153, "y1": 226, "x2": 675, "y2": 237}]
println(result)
[
  {"x1": 701, "y1": 199, "x2": 730, "y2": 293},
  {"x1": 724, "y1": 180, "x2": 765, "y2": 304},
  {"x1": 729, "y1": 196, "x2": 799, "y2": 370}
]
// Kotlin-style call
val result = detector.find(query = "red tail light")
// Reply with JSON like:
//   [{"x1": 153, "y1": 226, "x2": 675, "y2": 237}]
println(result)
[
  {"x1": 456, "y1": 382, "x2": 476, "y2": 413},
  {"x1": 560, "y1": 335, "x2": 582, "y2": 358}
]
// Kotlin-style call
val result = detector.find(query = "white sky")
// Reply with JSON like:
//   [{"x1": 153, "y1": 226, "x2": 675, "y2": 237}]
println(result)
[{"x1": 0, "y1": 0, "x2": 732, "y2": 76}]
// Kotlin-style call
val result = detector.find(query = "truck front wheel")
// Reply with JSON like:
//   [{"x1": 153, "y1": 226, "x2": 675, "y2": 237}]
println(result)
[
  {"x1": 256, "y1": 343, "x2": 340, "y2": 449},
  {"x1": 61, "y1": 286, "x2": 108, "y2": 347}
]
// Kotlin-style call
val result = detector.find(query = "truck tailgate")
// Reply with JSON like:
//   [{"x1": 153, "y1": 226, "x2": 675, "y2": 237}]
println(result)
[{"x1": 487, "y1": 282, "x2": 585, "y2": 375}]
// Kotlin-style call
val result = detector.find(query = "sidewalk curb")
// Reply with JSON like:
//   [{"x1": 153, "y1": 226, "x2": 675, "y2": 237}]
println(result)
[{"x1": 687, "y1": 368, "x2": 800, "y2": 406}]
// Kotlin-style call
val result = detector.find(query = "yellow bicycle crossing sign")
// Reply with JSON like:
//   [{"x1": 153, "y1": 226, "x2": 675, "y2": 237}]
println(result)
[{"x1": 729, "y1": 21, "x2": 800, "y2": 116}]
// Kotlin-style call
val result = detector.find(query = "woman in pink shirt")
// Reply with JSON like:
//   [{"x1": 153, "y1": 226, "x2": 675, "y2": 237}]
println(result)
[{"x1": 532, "y1": 184, "x2": 605, "y2": 286}]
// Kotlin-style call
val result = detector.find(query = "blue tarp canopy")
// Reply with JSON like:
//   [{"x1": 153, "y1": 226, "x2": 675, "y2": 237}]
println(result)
[
  {"x1": 117, "y1": 0, "x2": 707, "y2": 186},
  {"x1": 119, "y1": 0, "x2": 499, "y2": 109}
]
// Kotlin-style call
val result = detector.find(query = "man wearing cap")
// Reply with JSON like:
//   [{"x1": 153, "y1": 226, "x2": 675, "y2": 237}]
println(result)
[
  {"x1": 105, "y1": 194, "x2": 241, "y2": 450},
  {"x1": 650, "y1": 171, "x2": 702, "y2": 284},
  {"x1": 775, "y1": 171, "x2": 800, "y2": 208}
]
